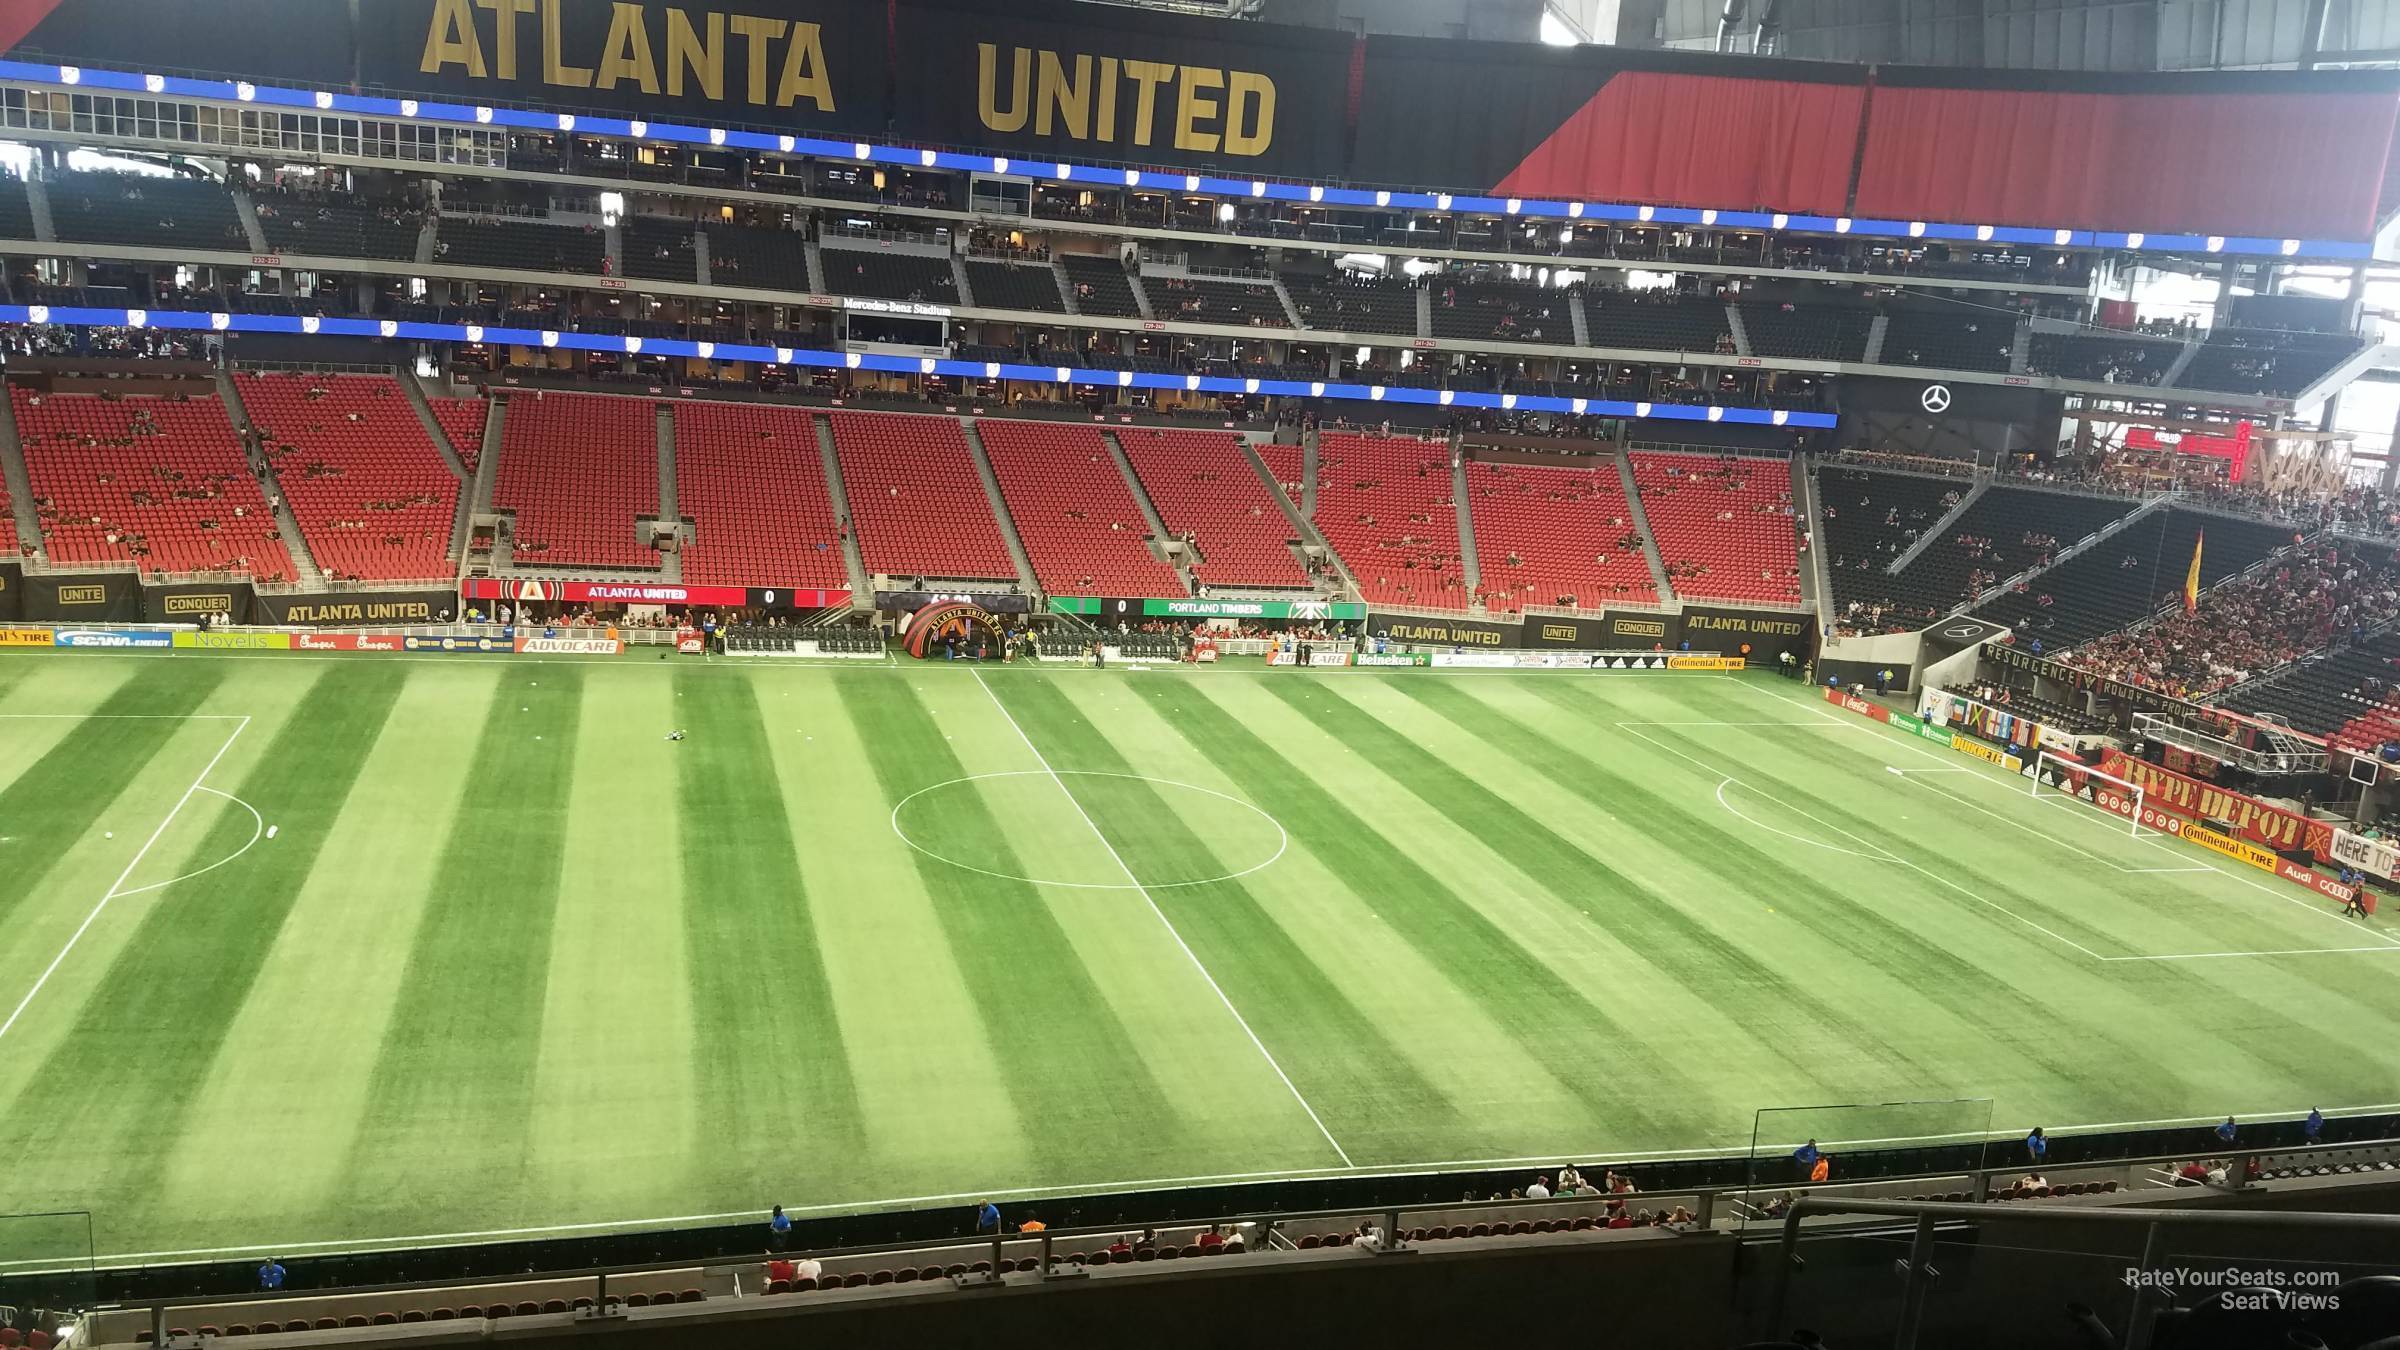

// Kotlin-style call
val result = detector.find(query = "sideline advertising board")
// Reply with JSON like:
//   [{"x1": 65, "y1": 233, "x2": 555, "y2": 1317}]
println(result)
[
  {"x1": 402, "y1": 634, "x2": 513, "y2": 654},
  {"x1": 1370, "y1": 612, "x2": 1523, "y2": 649},
  {"x1": 515, "y1": 635, "x2": 625, "y2": 655},
  {"x1": 294, "y1": 632, "x2": 407, "y2": 651},
  {"x1": 254, "y1": 590, "x2": 455, "y2": 627},
  {"x1": 0, "y1": 626, "x2": 55, "y2": 648},
  {"x1": 0, "y1": 561, "x2": 18, "y2": 621},
  {"x1": 21, "y1": 572, "x2": 141, "y2": 622},
  {"x1": 462, "y1": 579, "x2": 846, "y2": 610},
  {"x1": 2098, "y1": 748, "x2": 2333, "y2": 857},
  {"x1": 144, "y1": 580, "x2": 256, "y2": 625},
  {"x1": 52, "y1": 628, "x2": 174, "y2": 648},
  {"x1": 172, "y1": 630, "x2": 292, "y2": 650}
]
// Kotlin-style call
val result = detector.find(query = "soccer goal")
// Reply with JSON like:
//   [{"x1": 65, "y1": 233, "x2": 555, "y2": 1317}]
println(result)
[{"x1": 2029, "y1": 749, "x2": 2143, "y2": 835}]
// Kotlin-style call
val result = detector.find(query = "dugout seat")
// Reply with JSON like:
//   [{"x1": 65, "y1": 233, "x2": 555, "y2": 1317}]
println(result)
[{"x1": 403, "y1": 1309, "x2": 429, "y2": 1323}]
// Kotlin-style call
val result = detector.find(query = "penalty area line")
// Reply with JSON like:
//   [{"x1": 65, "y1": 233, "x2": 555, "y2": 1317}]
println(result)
[{"x1": 0, "y1": 715, "x2": 251, "y2": 1046}]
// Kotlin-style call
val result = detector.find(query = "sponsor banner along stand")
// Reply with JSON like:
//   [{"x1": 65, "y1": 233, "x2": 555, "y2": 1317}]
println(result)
[
  {"x1": 21, "y1": 572, "x2": 140, "y2": 622},
  {"x1": 461, "y1": 579, "x2": 846, "y2": 611},
  {"x1": 52, "y1": 628, "x2": 174, "y2": 648},
  {"x1": 1370, "y1": 611, "x2": 1523, "y2": 649},
  {"x1": 252, "y1": 589, "x2": 455, "y2": 628},
  {"x1": 171, "y1": 631, "x2": 292, "y2": 650},
  {"x1": 293, "y1": 633, "x2": 406, "y2": 652},
  {"x1": 0, "y1": 561, "x2": 19, "y2": 622},
  {"x1": 2332, "y1": 829, "x2": 2400, "y2": 882},
  {"x1": 1665, "y1": 655, "x2": 1746, "y2": 672},
  {"x1": 0, "y1": 626, "x2": 55, "y2": 647},
  {"x1": 142, "y1": 580, "x2": 257, "y2": 625},
  {"x1": 1267, "y1": 650, "x2": 1353, "y2": 667},
  {"x1": 1679, "y1": 605, "x2": 1817, "y2": 658},
  {"x1": 1522, "y1": 612, "x2": 1672, "y2": 650},
  {"x1": 1947, "y1": 732, "x2": 2021, "y2": 773},
  {"x1": 2098, "y1": 748, "x2": 2333, "y2": 858},
  {"x1": 1824, "y1": 686, "x2": 1891, "y2": 723},
  {"x1": 402, "y1": 634, "x2": 513, "y2": 654},
  {"x1": 515, "y1": 635, "x2": 625, "y2": 656},
  {"x1": 1354, "y1": 653, "x2": 1431, "y2": 668},
  {"x1": 677, "y1": 627, "x2": 707, "y2": 654},
  {"x1": 1601, "y1": 610, "x2": 1684, "y2": 649}
]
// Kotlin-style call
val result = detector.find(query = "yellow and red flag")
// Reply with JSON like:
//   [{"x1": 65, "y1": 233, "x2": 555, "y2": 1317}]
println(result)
[{"x1": 2182, "y1": 531, "x2": 2204, "y2": 612}]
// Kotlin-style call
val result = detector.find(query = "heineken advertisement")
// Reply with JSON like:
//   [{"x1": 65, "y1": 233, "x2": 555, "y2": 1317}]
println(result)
[{"x1": 1051, "y1": 597, "x2": 1368, "y2": 620}]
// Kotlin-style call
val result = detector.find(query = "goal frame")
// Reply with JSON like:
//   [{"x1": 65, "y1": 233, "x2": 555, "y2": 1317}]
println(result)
[{"x1": 2029, "y1": 749, "x2": 2143, "y2": 836}]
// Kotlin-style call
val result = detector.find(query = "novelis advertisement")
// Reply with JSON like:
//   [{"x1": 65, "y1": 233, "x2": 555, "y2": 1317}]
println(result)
[{"x1": 172, "y1": 630, "x2": 292, "y2": 650}]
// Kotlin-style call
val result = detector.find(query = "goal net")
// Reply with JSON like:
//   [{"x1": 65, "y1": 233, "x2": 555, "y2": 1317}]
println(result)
[{"x1": 2029, "y1": 749, "x2": 2143, "y2": 836}]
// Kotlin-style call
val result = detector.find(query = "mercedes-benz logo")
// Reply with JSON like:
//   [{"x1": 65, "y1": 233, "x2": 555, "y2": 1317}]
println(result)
[
  {"x1": 1940, "y1": 622, "x2": 1984, "y2": 640},
  {"x1": 1920, "y1": 384, "x2": 1953, "y2": 414}
]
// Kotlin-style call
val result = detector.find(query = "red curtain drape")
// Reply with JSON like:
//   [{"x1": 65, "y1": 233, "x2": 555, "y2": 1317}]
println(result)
[
  {"x1": 1855, "y1": 87, "x2": 2399, "y2": 240},
  {"x1": 1494, "y1": 73, "x2": 1863, "y2": 216}
]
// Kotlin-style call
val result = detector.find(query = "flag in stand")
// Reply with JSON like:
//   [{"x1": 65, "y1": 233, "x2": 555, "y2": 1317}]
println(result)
[{"x1": 2183, "y1": 531, "x2": 2204, "y2": 612}]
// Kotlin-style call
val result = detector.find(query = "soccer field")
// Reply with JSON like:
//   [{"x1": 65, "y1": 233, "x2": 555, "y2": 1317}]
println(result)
[{"x1": 1, "y1": 649, "x2": 2396, "y2": 1265}]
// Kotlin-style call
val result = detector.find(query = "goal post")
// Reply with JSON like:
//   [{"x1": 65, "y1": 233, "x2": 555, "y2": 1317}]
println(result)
[{"x1": 2029, "y1": 749, "x2": 2143, "y2": 836}]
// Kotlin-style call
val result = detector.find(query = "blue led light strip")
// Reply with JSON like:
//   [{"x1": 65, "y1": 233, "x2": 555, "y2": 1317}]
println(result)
[
  {"x1": 0, "y1": 305, "x2": 1840, "y2": 427},
  {"x1": 10, "y1": 60, "x2": 2372, "y2": 262}
]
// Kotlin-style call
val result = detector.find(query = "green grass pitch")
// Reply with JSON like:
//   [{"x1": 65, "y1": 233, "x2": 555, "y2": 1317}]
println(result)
[{"x1": 0, "y1": 649, "x2": 2396, "y2": 1265}]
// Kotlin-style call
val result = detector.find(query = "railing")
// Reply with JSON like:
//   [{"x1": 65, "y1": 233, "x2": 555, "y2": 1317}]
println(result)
[
  {"x1": 76, "y1": 1132, "x2": 2400, "y2": 1341},
  {"x1": 1767, "y1": 1193, "x2": 2400, "y2": 1350}
]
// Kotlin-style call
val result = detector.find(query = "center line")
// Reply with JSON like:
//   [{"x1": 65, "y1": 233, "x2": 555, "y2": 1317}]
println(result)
[{"x1": 972, "y1": 669, "x2": 1352, "y2": 1167}]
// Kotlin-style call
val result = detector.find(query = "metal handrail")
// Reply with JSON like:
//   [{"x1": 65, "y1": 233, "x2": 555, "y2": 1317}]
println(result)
[{"x1": 1768, "y1": 1192, "x2": 2400, "y2": 1350}]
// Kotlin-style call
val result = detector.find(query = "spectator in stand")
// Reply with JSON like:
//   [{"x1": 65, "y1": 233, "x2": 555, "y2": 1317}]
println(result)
[
  {"x1": 2025, "y1": 1126, "x2": 2047, "y2": 1166},
  {"x1": 258, "y1": 1258, "x2": 286, "y2": 1291},
  {"x1": 2059, "y1": 546, "x2": 2400, "y2": 700}
]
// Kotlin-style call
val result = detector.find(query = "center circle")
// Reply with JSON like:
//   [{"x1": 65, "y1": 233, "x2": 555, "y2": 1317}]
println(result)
[{"x1": 890, "y1": 771, "x2": 1289, "y2": 889}]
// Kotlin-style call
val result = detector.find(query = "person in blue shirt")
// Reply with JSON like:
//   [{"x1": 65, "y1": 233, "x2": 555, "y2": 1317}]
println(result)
[
  {"x1": 2304, "y1": 1108, "x2": 2324, "y2": 1143},
  {"x1": 768, "y1": 1204, "x2": 791, "y2": 1248},
  {"x1": 2215, "y1": 1116, "x2": 2237, "y2": 1145},
  {"x1": 975, "y1": 1200, "x2": 1002, "y2": 1231},
  {"x1": 1792, "y1": 1139, "x2": 1820, "y2": 1174},
  {"x1": 258, "y1": 1258, "x2": 286, "y2": 1291},
  {"x1": 2024, "y1": 1127, "x2": 2047, "y2": 1165}
]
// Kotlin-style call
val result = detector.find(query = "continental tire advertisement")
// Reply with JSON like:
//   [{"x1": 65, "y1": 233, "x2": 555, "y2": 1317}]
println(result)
[
  {"x1": 1368, "y1": 612, "x2": 1522, "y2": 650},
  {"x1": 143, "y1": 580, "x2": 257, "y2": 625},
  {"x1": 20, "y1": 572, "x2": 140, "y2": 622},
  {"x1": 253, "y1": 589, "x2": 456, "y2": 628},
  {"x1": 0, "y1": 562, "x2": 19, "y2": 623}
]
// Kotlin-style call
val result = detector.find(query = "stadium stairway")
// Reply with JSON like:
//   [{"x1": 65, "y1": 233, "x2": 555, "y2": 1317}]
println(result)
[
  {"x1": 2159, "y1": 337, "x2": 2203, "y2": 387},
  {"x1": 1791, "y1": 453, "x2": 1823, "y2": 610},
  {"x1": 229, "y1": 184, "x2": 269, "y2": 254},
  {"x1": 216, "y1": 370, "x2": 324, "y2": 587},
  {"x1": 653, "y1": 403, "x2": 683, "y2": 580},
  {"x1": 1616, "y1": 448, "x2": 1677, "y2": 606},
  {"x1": 958, "y1": 419, "x2": 1040, "y2": 592},
  {"x1": 21, "y1": 174, "x2": 51, "y2": 243},
  {"x1": 1958, "y1": 488, "x2": 2170, "y2": 620},
  {"x1": 397, "y1": 370, "x2": 473, "y2": 481},
  {"x1": 1099, "y1": 430, "x2": 1194, "y2": 587},
  {"x1": 0, "y1": 388, "x2": 39, "y2": 555},
  {"x1": 1862, "y1": 313, "x2": 1890, "y2": 364},
  {"x1": 1723, "y1": 304, "x2": 1753, "y2": 358},
  {"x1": 1242, "y1": 435, "x2": 1346, "y2": 588},
  {"x1": 1450, "y1": 445, "x2": 1483, "y2": 599},
  {"x1": 1887, "y1": 477, "x2": 1989, "y2": 575},
  {"x1": 812, "y1": 413, "x2": 872, "y2": 599}
]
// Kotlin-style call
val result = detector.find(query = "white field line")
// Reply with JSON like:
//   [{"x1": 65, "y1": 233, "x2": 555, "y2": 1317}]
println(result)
[
  {"x1": 1613, "y1": 719, "x2": 2112, "y2": 960},
  {"x1": 1742, "y1": 679, "x2": 2400, "y2": 954},
  {"x1": 970, "y1": 668, "x2": 1353, "y2": 1168},
  {"x1": 0, "y1": 716, "x2": 251, "y2": 1045},
  {"x1": 22, "y1": 1096, "x2": 2400, "y2": 1268}
]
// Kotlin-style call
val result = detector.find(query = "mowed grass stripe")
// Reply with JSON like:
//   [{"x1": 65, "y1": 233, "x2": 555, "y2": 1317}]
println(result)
[
  {"x1": 1144, "y1": 674, "x2": 1695, "y2": 1141},
  {"x1": 0, "y1": 663, "x2": 226, "y2": 920},
  {"x1": 832, "y1": 671, "x2": 1184, "y2": 1177},
  {"x1": 336, "y1": 667, "x2": 586, "y2": 1220},
  {"x1": 1449, "y1": 677, "x2": 2205, "y2": 1118},
  {"x1": 0, "y1": 664, "x2": 404, "y2": 1208},
  {"x1": 990, "y1": 673, "x2": 1474, "y2": 1162},
  {"x1": 1268, "y1": 676, "x2": 1962, "y2": 1094},
  {"x1": 673, "y1": 670, "x2": 867, "y2": 1169}
]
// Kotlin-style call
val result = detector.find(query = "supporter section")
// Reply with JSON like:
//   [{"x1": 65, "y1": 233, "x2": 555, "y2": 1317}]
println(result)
[
  {"x1": 1627, "y1": 451, "x2": 1799, "y2": 605},
  {"x1": 830, "y1": 410, "x2": 1017, "y2": 583},
  {"x1": 1464, "y1": 458, "x2": 1657, "y2": 614},
  {"x1": 1117, "y1": 428, "x2": 1312, "y2": 590},
  {"x1": 671, "y1": 402, "x2": 849, "y2": 590},
  {"x1": 491, "y1": 392, "x2": 659, "y2": 569},
  {"x1": 976, "y1": 420, "x2": 1183, "y2": 598},
  {"x1": 14, "y1": 388, "x2": 294, "y2": 580},
  {"x1": 1312, "y1": 433, "x2": 1469, "y2": 610},
  {"x1": 236, "y1": 372, "x2": 457, "y2": 583}
]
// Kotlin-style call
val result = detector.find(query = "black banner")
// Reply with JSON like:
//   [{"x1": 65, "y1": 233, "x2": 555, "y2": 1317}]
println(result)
[
  {"x1": 877, "y1": 589, "x2": 1033, "y2": 614},
  {"x1": 356, "y1": 0, "x2": 886, "y2": 132},
  {"x1": 20, "y1": 571, "x2": 140, "y2": 622},
  {"x1": 4, "y1": 0, "x2": 356, "y2": 86},
  {"x1": 891, "y1": 0, "x2": 1352, "y2": 178},
  {"x1": 1602, "y1": 610, "x2": 1684, "y2": 649},
  {"x1": 1985, "y1": 642, "x2": 2202, "y2": 716},
  {"x1": 1369, "y1": 611, "x2": 1522, "y2": 649},
  {"x1": 144, "y1": 580, "x2": 256, "y2": 625},
  {"x1": 0, "y1": 561, "x2": 19, "y2": 623},
  {"x1": 250, "y1": 589, "x2": 456, "y2": 627},
  {"x1": 1680, "y1": 605, "x2": 1816, "y2": 655}
]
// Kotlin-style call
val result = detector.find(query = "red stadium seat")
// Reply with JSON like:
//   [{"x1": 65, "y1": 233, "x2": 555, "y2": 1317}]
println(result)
[
  {"x1": 1312, "y1": 433, "x2": 1471, "y2": 609},
  {"x1": 1627, "y1": 450, "x2": 1801, "y2": 605},
  {"x1": 1464, "y1": 458, "x2": 1658, "y2": 613},
  {"x1": 978, "y1": 420, "x2": 1184, "y2": 597},
  {"x1": 673, "y1": 401, "x2": 849, "y2": 588},
  {"x1": 1119, "y1": 427, "x2": 1310, "y2": 588},
  {"x1": 236, "y1": 372, "x2": 459, "y2": 583},
  {"x1": 492, "y1": 391, "x2": 661, "y2": 569},
  {"x1": 831, "y1": 410, "x2": 1016, "y2": 582}
]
